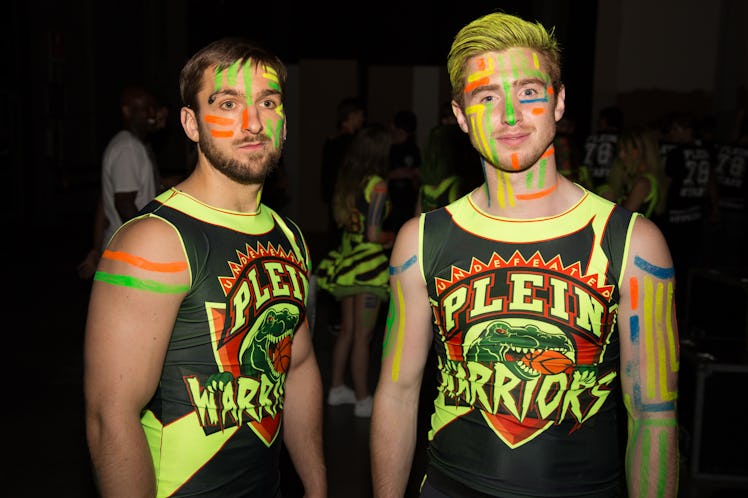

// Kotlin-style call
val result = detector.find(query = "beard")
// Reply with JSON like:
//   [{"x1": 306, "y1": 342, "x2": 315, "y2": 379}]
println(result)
[{"x1": 199, "y1": 128, "x2": 282, "y2": 185}]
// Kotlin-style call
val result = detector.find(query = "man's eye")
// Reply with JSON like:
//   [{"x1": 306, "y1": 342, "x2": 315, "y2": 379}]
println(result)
[
  {"x1": 521, "y1": 88, "x2": 539, "y2": 97},
  {"x1": 220, "y1": 101, "x2": 236, "y2": 110},
  {"x1": 260, "y1": 99, "x2": 278, "y2": 109},
  {"x1": 480, "y1": 95, "x2": 496, "y2": 104}
]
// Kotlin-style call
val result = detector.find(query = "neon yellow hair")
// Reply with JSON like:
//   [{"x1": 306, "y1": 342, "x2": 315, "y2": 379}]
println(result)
[{"x1": 447, "y1": 12, "x2": 562, "y2": 106}]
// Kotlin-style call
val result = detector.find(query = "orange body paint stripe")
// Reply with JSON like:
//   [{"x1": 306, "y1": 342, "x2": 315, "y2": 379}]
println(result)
[
  {"x1": 210, "y1": 130, "x2": 233, "y2": 138},
  {"x1": 630, "y1": 276, "x2": 639, "y2": 309},
  {"x1": 531, "y1": 108, "x2": 545, "y2": 115},
  {"x1": 102, "y1": 250, "x2": 188, "y2": 272}
]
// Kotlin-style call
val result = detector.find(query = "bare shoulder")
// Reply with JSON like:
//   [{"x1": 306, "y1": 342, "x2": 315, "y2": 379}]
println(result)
[
  {"x1": 626, "y1": 215, "x2": 673, "y2": 273},
  {"x1": 104, "y1": 215, "x2": 185, "y2": 266},
  {"x1": 391, "y1": 217, "x2": 420, "y2": 257}
]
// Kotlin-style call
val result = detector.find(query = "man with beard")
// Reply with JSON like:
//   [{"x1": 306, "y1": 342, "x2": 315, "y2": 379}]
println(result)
[
  {"x1": 84, "y1": 38, "x2": 326, "y2": 497},
  {"x1": 371, "y1": 12, "x2": 679, "y2": 498}
]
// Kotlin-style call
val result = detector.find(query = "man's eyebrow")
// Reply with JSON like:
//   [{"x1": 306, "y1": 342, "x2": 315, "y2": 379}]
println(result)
[
  {"x1": 469, "y1": 83, "x2": 502, "y2": 97},
  {"x1": 514, "y1": 77, "x2": 547, "y2": 86},
  {"x1": 256, "y1": 88, "x2": 282, "y2": 99},
  {"x1": 207, "y1": 88, "x2": 242, "y2": 104}
]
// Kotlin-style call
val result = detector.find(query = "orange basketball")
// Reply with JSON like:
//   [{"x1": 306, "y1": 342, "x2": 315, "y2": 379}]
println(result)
[
  {"x1": 522, "y1": 349, "x2": 572, "y2": 375},
  {"x1": 272, "y1": 336, "x2": 292, "y2": 374}
]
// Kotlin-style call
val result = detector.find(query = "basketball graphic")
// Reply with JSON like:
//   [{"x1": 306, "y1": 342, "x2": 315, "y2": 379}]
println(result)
[
  {"x1": 272, "y1": 335, "x2": 293, "y2": 374},
  {"x1": 522, "y1": 349, "x2": 573, "y2": 375}
]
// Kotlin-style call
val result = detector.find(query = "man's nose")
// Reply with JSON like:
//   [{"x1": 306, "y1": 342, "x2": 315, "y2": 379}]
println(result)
[{"x1": 242, "y1": 105, "x2": 263, "y2": 134}]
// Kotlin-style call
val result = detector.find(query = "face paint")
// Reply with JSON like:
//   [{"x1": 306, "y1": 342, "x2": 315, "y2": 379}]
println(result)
[{"x1": 462, "y1": 48, "x2": 557, "y2": 174}]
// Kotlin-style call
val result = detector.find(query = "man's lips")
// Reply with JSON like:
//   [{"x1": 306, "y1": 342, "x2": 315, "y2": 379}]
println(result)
[
  {"x1": 495, "y1": 133, "x2": 530, "y2": 146},
  {"x1": 236, "y1": 141, "x2": 267, "y2": 150}
]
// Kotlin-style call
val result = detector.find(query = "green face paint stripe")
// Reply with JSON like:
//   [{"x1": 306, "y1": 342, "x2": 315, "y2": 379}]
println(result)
[
  {"x1": 502, "y1": 80, "x2": 516, "y2": 125},
  {"x1": 227, "y1": 60, "x2": 240, "y2": 87},
  {"x1": 265, "y1": 118, "x2": 282, "y2": 147},
  {"x1": 263, "y1": 66, "x2": 281, "y2": 92},
  {"x1": 214, "y1": 66, "x2": 224, "y2": 93},
  {"x1": 483, "y1": 104, "x2": 500, "y2": 163},
  {"x1": 525, "y1": 170, "x2": 534, "y2": 189},
  {"x1": 94, "y1": 271, "x2": 190, "y2": 294}
]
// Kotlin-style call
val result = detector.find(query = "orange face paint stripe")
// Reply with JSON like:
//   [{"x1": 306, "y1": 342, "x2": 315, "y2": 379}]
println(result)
[
  {"x1": 464, "y1": 76, "x2": 490, "y2": 94},
  {"x1": 102, "y1": 249, "x2": 188, "y2": 272},
  {"x1": 204, "y1": 115, "x2": 234, "y2": 126},
  {"x1": 210, "y1": 130, "x2": 233, "y2": 138}
]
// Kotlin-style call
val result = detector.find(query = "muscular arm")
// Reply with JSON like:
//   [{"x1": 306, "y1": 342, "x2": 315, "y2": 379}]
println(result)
[
  {"x1": 371, "y1": 218, "x2": 434, "y2": 497},
  {"x1": 617, "y1": 215, "x2": 680, "y2": 497},
  {"x1": 282, "y1": 319, "x2": 327, "y2": 498},
  {"x1": 84, "y1": 217, "x2": 188, "y2": 497}
]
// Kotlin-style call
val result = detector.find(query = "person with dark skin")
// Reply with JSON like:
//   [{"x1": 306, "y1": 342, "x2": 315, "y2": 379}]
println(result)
[
  {"x1": 371, "y1": 11, "x2": 679, "y2": 498},
  {"x1": 84, "y1": 38, "x2": 326, "y2": 497}
]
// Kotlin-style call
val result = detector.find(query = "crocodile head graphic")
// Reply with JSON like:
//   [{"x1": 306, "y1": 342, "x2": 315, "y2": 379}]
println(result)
[
  {"x1": 239, "y1": 307, "x2": 298, "y2": 381},
  {"x1": 464, "y1": 320, "x2": 574, "y2": 381}
]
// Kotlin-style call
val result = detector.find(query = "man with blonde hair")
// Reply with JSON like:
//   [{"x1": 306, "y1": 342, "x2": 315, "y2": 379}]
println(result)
[{"x1": 371, "y1": 11, "x2": 679, "y2": 498}]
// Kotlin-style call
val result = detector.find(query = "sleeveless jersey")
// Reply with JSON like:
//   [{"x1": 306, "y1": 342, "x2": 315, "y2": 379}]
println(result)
[
  {"x1": 135, "y1": 188, "x2": 311, "y2": 497},
  {"x1": 419, "y1": 190, "x2": 636, "y2": 497}
]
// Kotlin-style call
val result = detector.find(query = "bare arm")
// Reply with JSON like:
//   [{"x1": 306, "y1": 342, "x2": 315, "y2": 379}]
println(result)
[
  {"x1": 282, "y1": 318, "x2": 327, "y2": 498},
  {"x1": 371, "y1": 217, "x2": 434, "y2": 497},
  {"x1": 617, "y1": 215, "x2": 679, "y2": 497},
  {"x1": 84, "y1": 217, "x2": 188, "y2": 497}
]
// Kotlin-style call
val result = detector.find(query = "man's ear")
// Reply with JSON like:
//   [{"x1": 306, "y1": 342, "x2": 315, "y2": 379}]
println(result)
[
  {"x1": 452, "y1": 100, "x2": 469, "y2": 133},
  {"x1": 554, "y1": 85, "x2": 566, "y2": 123},
  {"x1": 181, "y1": 106, "x2": 199, "y2": 143}
]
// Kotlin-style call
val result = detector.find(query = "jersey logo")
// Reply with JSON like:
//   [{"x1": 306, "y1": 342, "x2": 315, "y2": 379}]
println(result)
[
  {"x1": 185, "y1": 241, "x2": 308, "y2": 446},
  {"x1": 430, "y1": 251, "x2": 617, "y2": 447}
]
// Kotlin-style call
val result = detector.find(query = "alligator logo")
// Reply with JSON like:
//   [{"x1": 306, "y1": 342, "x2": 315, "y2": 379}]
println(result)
[{"x1": 464, "y1": 319, "x2": 574, "y2": 380}]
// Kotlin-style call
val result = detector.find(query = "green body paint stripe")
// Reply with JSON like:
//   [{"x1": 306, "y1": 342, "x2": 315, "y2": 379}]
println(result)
[
  {"x1": 657, "y1": 430, "x2": 668, "y2": 496},
  {"x1": 94, "y1": 271, "x2": 189, "y2": 294},
  {"x1": 382, "y1": 298, "x2": 396, "y2": 357},
  {"x1": 639, "y1": 427, "x2": 652, "y2": 496}
]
